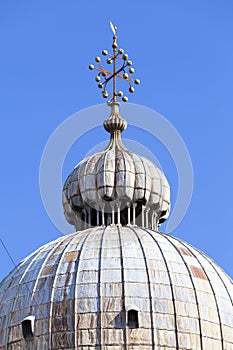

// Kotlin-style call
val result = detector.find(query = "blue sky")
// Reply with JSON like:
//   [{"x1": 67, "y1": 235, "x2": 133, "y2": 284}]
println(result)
[{"x1": 0, "y1": 0, "x2": 233, "y2": 281}]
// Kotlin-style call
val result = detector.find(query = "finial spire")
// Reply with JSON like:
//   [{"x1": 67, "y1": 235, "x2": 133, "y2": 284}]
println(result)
[
  {"x1": 109, "y1": 21, "x2": 117, "y2": 36},
  {"x1": 89, "y1": 23, "x2": 140, "y2": 103}
]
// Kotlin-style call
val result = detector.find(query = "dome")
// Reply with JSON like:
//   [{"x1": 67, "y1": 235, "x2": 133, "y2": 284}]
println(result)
[
  {"x1": 1, "y1": 226, "x2": 233, "y2": 349},
  {"x1": 63, "y1": 103, "x2": 170, "y2": 231},
  {"x1": 1, "y1": 24, "x2": 233, "y2": 350}
]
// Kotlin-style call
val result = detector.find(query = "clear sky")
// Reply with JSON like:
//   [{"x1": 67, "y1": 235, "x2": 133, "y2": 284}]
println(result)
[{"x1": 0, "y1": 0, "x2": 233, "y2": 281}]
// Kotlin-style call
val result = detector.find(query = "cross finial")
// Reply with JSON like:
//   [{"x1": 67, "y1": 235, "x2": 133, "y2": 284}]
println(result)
[{"x1": 89, "y1": 23, "x2": 140, "y2": 103}]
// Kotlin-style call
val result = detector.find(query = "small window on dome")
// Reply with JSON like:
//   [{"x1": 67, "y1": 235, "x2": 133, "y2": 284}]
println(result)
[
  {"x1": 21, "y1": 315, "x2": 35, "y2": 341},
  {"x1": 127, "y1": 309, "x2": 139, "y2": 328}
]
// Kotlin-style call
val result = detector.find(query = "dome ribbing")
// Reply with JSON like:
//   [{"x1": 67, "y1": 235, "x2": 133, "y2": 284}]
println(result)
[
  {"x1": 1, "y1": 22, "x2": 232, "y2": 350},
  {"x1": 63, "y1": 103, "x2": 170, "y2": 231},
  {"x1": 1, "y1": 226, "x2": 233, "y2": 349}
]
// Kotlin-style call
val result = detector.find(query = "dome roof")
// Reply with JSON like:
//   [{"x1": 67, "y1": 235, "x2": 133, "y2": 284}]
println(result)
[
  {"x1": 63, "y1": 103, "x2": 170, "y2": 231},
  {"x1": 1, "y1": 226, "x2": 233, "y2": 349}
]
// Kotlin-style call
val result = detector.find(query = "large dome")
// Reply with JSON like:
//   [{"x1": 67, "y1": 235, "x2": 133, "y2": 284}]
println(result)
[{"x1": 1, "y1": 226, "x2": 233, "y2": 349}]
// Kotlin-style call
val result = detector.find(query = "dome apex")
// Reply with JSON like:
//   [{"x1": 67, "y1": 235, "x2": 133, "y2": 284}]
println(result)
[{"x1": 63, "y1": 24, "x2": 170, "y2": 231}]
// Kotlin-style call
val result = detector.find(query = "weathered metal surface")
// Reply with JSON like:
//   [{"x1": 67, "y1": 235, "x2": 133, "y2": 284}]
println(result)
[
  {"x1": 62, "y1": 106, "x2": 170, "y2": 232},
  {"x1": 1, "y1": 226, "x2": 233, "y2": 349}
]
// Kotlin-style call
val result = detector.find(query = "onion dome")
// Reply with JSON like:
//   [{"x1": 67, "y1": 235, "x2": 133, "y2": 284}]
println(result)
[
  {"x1": 63, "y1": 103, "x2": 170, "y2": 231},
  {"x1": 1, "y1": 226, "x2": 233, "y2": 349}
]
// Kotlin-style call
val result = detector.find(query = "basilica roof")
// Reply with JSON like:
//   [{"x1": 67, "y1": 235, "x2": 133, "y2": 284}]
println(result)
[
  {"x1": 1, "y1": 23, "x2": 232, "y2": 350},
  {"x1": 1, "y1": 226, "x2": 233, "y2": 349}
]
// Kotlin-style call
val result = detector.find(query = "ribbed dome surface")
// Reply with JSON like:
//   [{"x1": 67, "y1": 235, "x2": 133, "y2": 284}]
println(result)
[
  {"x1": 63, "y1": 142, "x2": 170, "y2": 229},
  {"x1": 1, "y1": 226, "x2": 233, "y2": 349},
  {"x1": 63, "y1": 104, "x2": 170, "y2": 231}
]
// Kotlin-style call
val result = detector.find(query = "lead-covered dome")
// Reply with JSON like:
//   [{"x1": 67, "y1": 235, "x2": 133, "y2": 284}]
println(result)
[
  {"x1": 1, "y1": 226, "x2": 233, "y2": 349},
  {"x1": 2, "y1": 23, "x2": 233, "y2": 350},
  {"x1": 63, "y1": 103, "x2": 170, "y2": 231}
]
